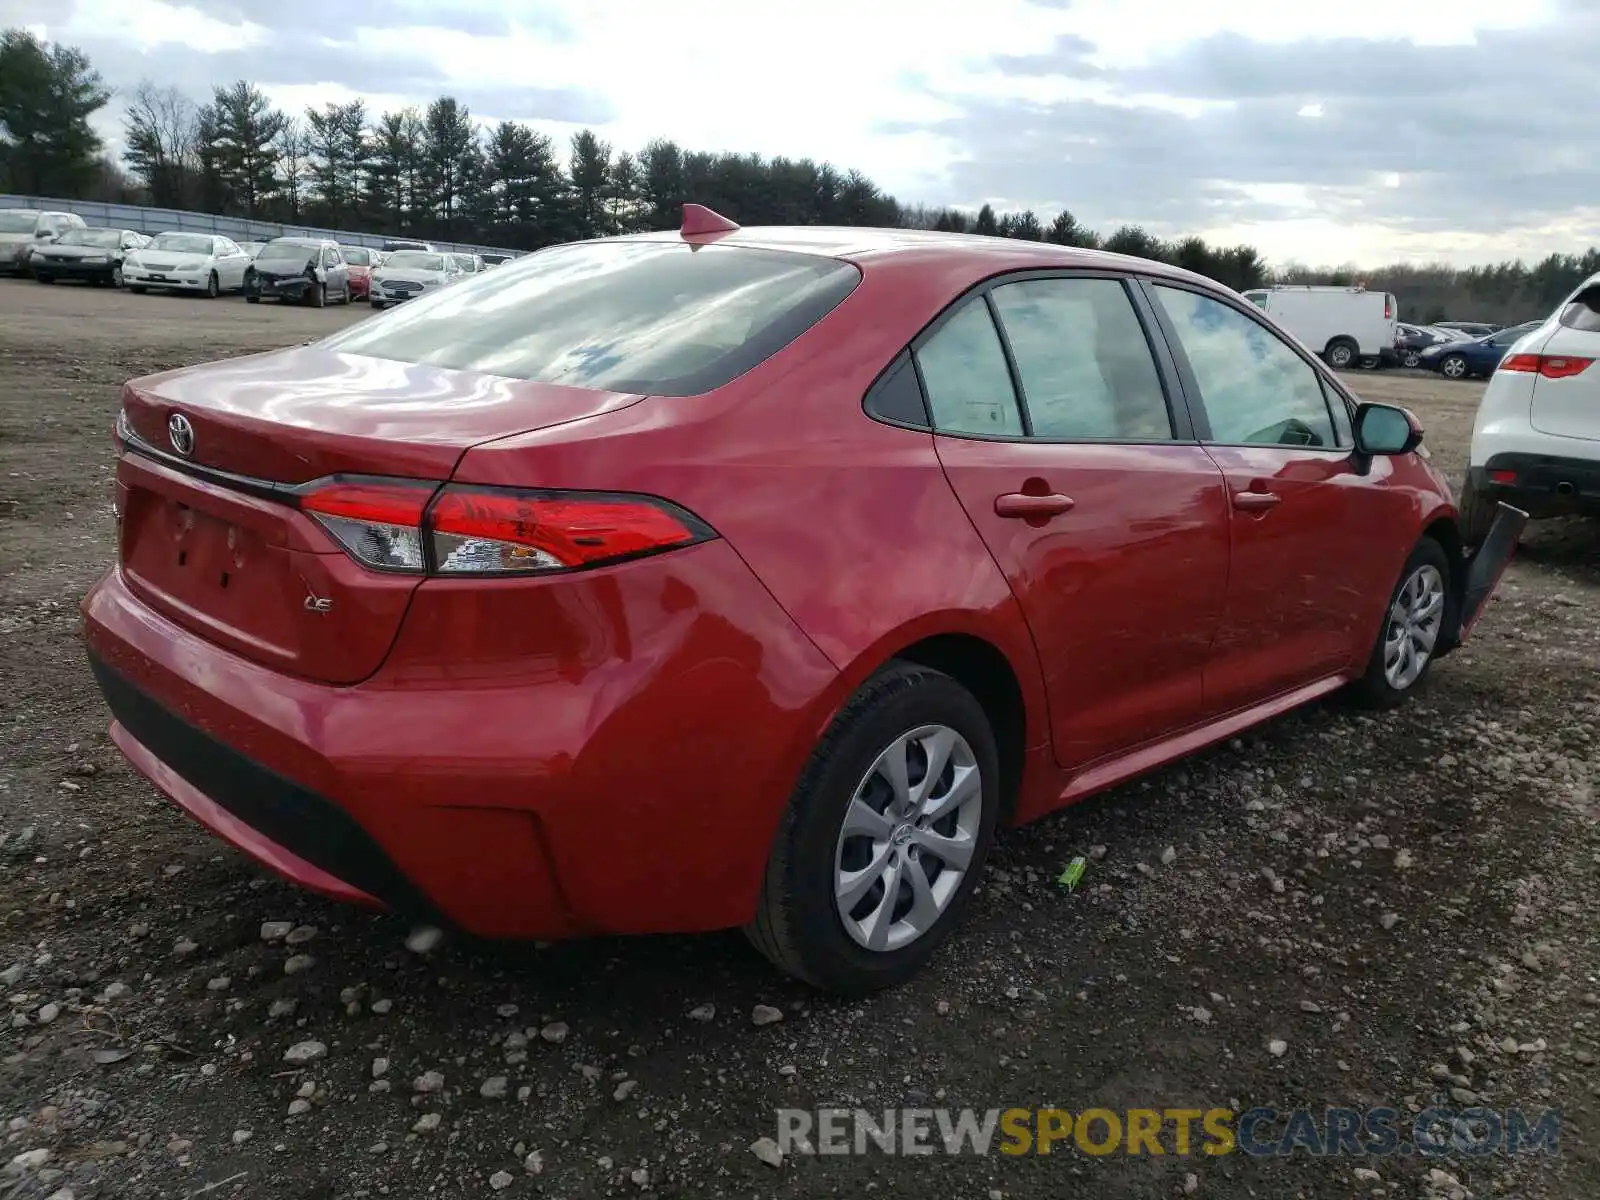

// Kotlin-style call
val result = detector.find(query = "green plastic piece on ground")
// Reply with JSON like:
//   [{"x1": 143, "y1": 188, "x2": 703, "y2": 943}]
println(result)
[{"x1": 1058, "y1": 856, "x2": 1087, "y2": 891}]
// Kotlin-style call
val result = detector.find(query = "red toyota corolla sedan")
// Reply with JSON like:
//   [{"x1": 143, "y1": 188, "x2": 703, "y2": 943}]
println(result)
[{"x1": 82, "y1": 207, "x2": 1522, "y2": 993}]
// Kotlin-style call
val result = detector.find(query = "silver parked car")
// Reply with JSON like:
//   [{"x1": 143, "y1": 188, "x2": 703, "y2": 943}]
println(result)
[{"x1": 0, "y1": 209, "x2": 88, "y2": 275}]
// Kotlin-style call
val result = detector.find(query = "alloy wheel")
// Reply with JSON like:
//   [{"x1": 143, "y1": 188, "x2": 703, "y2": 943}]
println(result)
[
  {"x1": 1442, "y1": 356, "x2": 1467, "y2": 379},
  {"x1": 1383, "y1": 564, "x2": 1445, "y2": 690},
  {"x1": 833, "y1": 724, "x2": 983, "y2": 953}
]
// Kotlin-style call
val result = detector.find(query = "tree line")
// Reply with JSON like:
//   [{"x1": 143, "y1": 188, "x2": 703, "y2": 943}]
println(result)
[{"x1": 1, "y1": 25, "x2": 1595, "y2": 316}]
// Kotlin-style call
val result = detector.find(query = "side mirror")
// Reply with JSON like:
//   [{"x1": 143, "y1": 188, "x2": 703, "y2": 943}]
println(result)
[
  {"x1": 35, "y1": 229, "x2": 54, "y2": 240},
  {"x1": 1353, "y1": 402, "x2": 1423, "y2": 457}
]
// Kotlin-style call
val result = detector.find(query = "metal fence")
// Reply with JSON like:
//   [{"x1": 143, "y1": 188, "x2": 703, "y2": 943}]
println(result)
[{"x1": 0, "y1": 194, "x2": 519, "y2": 258}]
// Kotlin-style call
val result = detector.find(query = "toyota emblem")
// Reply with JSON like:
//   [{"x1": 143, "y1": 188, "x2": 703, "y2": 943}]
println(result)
[{"x1": 168, "y1": 413, "x2": 195, "y2": 457}]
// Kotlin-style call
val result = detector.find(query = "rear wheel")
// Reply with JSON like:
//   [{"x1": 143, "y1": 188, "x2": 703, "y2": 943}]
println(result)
[
  {"x1": 745, "y1": 662, "x2": 1001, "y2": 994},
  {"x1": 1440, "y1": 354, "x2": 1469, "y2": 380},
  {"x1": 1349, "y1": 538, "x2": 1453, "y2": 709},
  {"x1": 1325, "y1": 338, "x2": 1359, "y2": 369}
]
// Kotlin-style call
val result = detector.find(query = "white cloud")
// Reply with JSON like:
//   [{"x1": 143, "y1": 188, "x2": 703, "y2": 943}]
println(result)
[{"x1": 26, "y1": 0, "x2": 1596, "y2": 265}]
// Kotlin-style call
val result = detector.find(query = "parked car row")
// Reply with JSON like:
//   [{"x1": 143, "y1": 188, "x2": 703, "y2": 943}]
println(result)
[{"x1": 0, "y1": 208, "x2": 509, "y2": 308}]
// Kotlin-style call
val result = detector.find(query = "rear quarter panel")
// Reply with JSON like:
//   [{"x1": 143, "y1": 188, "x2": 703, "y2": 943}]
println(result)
[{"x1": 450, "y1": 252, "x2": 1054, "y2": 756}]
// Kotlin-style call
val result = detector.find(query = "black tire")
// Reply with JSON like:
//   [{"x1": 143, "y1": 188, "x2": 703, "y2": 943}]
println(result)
[
  {"x1": 205, "y1": 271, "x2": 219, "y2": 299},
  {"x1": 35, "y1": 273, "x2": 54, "y2": 284},
  {"x1": 1348, "y1": 538, "x2": 1455, "y2": 710},
  {"x1": 744, "y1": 662, "x2": 1002, "y2": 994},
  {"x1": 1325, "y1": 338, "x2": 1359, "y2": 369},
  {"x1": 129, "y1": 286, "x2": 147, "y2": 295},
  {"x1": 1456, "y1": 473, "x2": 1497, "y2": 547},
  {"x1": 1439, "y1": 354, "x2": 1469, "y2": 381},
  {"x1": 310, "y1": 282, "x2": 326, "y2": 309},
  {"x1": 245, "y1": 293, "x2": 260, "y2": 304},
  {"x1": 110, "y1": 265, "x2": 123, "y2": 288},
  {"x1": 370, "y1": 300, "x2": 386, "y2": 311}
]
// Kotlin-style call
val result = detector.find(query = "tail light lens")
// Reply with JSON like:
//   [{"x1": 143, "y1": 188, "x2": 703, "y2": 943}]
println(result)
[
  {"x1": 1499, "y1": 353, "x2": 1595, "y2": 379},
  {"x1": 297, "y1": 478, "x2": 714, "y2": 576},
  {"x1": 300, "y1": 479, "x2": 432, "y2": 572}
]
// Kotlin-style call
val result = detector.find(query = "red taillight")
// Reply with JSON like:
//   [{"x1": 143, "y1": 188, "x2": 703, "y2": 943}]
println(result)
[
  {"x1": 429, "y1": 488, "x2": 707, "y2": 574},
  {"x1": 299, "y1": 478, "x2": 434, "y2": 572},
  {"x1": 1384, "y1": 297, "x2": 1393, "y2": 319},
  {"x1": 1499, "y1": 353, "x2": 1595, "y2": 379},
  {"x1": 1489, "y1": 469, "x2": 1518, "y2": 485},
  {"x1": 297, "y1": 478, "x2": 713, "y2": 576}
]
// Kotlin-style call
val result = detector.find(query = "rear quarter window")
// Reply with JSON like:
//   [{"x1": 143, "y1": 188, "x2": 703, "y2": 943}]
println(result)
[
  {"x1": 319, "y1": 241, "x2": 861, "y2": 396},
  {"x1": 1559, "y1": 286, "x2": 1600, "y2": 333}
]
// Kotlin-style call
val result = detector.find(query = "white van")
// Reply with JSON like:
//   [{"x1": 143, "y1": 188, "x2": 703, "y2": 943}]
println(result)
[{"x1": 1240, "y1": 285, "x2": 1398, "y2": 369}]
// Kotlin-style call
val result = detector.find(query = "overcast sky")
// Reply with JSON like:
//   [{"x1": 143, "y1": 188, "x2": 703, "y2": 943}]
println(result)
[{"x1": 16, "y1": 0, "x2": 1600, "y2": 267}]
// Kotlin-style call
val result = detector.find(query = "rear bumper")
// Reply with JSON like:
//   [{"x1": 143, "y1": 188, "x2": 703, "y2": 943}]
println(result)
[
  {"x1": 1470, "y1": 453, "x2": 1600, "y2": 520},
  {"x1": 81, "y1": 542, "x2": 840, "y2": 939}
]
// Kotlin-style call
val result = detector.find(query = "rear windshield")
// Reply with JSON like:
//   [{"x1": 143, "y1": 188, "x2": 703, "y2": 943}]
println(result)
[
  {"x1": 341, "y1": 247, "x2": 372, "y2": 265},
  {"x1": 1560, "y1": 286, "x2": 1600, "y2": 334},
  {"x1": 320, "y1": 241, "x2": 861, "y2": 396},
  {"x1": 258, "y1": 241, "x2": 316, "y2": 261}
]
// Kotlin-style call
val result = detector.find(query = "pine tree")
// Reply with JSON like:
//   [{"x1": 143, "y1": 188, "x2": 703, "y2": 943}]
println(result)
[
  {"x1": 568, "y1": 129, "x2": 612, "y2": 238},
  {"x1": 208, "y1": 80, "x2": 286, "y2": 217},
  {"x1": 0, "y1": 29, "x2": 110, "y2": 196}
]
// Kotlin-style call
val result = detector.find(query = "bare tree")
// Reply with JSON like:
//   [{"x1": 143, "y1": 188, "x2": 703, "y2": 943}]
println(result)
[
  {"x1": 122, "y1": 81, "x2": 199, "y2": 207},
  {"x1": 277, "y1": 118, "x2": 310, "y2": 222}
]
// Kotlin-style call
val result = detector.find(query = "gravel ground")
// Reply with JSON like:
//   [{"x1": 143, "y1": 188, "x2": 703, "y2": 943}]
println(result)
[{"x1": 1, "y1": 279, "x2": 1598, "y2": 1200}]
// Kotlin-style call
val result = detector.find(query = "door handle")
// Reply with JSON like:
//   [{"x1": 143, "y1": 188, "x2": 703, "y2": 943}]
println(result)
[
  {"x1": 994, "y1": 492, "x2": 1076, "y2": 519},
  {"x1": 1232, "y1": 490, "x2": 1281, "y2": 511}
]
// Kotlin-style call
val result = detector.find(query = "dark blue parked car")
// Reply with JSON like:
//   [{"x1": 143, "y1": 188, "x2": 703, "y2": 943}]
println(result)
[{"x1": 1418, "y1": 320, "x2": 1543, "y2": 380}]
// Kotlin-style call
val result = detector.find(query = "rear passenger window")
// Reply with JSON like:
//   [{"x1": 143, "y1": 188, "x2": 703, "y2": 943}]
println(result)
[
  {"x1": 989, "y1": 278, "x2": 1172, "y2": 440},
  {"x1": 1153, "y1": 285, "x2": 1336, "y2": 449},
  {"x1": 914, "y1": 299, "x2": 1024, "y2": 436},
  {"x1": 1559, "y1": 287, "x2": 1600, "y2": 333}
]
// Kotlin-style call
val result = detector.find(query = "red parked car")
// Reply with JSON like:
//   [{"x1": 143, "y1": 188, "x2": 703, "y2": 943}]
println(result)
[
  {"x1": 82, "y1": 206, "x2": 1521, "y2": 993},
  {"x1": 339, "y1": 245, "x2": 377, "y2": 300}
]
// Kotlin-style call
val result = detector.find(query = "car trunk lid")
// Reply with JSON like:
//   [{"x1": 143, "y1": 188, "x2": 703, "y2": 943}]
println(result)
[{"x1": 116, "y1": 345, "x2": 646, "y2": 683}]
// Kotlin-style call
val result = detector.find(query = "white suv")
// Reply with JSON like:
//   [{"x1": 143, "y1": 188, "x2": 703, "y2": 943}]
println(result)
[{"x1": 1462, "y1": 272, "x2": 1600, "y2": 542}]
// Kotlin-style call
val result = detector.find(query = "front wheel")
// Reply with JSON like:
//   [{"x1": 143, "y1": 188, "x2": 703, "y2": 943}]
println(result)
[
  {"x1": 1348, "y1": 539, "x2": 1454, "y2": 710},
  {"x1": 310, "y1": 282, "x2": 326, "y2": 309},
  {"x1": 1402, "y1": 350, "x2": 1420, "y2": 368},
  {"x1": 34, "y1": 273, "x2": 54, "y2": 285},
  {"x1": 1440, "y1": 354, "x2": 1468, "y2": 380},
  {"x1": 745, "y1": 662, "x2": 1001, "y2": 994},
  {"x1": 370, "y1": 299, "x2": 385, "y2": 311},
  {"x1": 245, "y1": 293, "x2": 260, "y2": 304},
  {"x1": 205, "y1": 271, "x2": 219, "y2": 299},
  {"x1": 129, "y1": 285, "x2": 147, "y2": 294},
  {"x1": 111, "y1": 265, "x2": 123, "y2": 288}
]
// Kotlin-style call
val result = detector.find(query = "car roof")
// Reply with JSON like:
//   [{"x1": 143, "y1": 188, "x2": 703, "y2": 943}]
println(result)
[
  {"x1": 610, "y1": 224, "x2": 1222, "y2": 288},
  {"x1": 271, "y1": 236, "x2": 331, "y2": 246}
]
